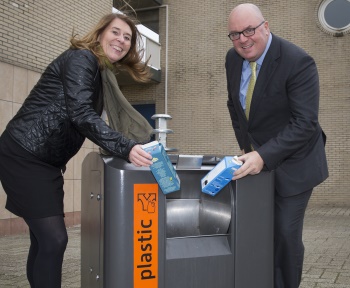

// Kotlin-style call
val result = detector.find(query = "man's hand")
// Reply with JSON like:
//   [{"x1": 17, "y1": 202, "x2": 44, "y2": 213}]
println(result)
[
  {"x1": 232, "y1": 151, "x2": 264, "y2": 180},
  {"x1": 129, "y1": 145, "x2": 153, "y2": 167}
]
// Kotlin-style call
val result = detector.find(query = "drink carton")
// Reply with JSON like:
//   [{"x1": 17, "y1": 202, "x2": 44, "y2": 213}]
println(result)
[
  {"x1": 201, "y1": 156, "x2": 242, "y2": 196},
  {"x1": 142, "y1": 141, "x2": 180, "y2": 194}
]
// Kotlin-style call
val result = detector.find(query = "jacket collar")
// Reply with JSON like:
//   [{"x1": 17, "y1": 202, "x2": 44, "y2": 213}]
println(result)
[{"x1": 244, "y1": 34, "x2": 280, "y2": 123}]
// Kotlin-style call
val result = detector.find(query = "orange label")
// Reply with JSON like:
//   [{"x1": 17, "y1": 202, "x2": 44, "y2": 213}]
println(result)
[{"x1": 134, "y1": 184, "x2": 158, "y2": 288}]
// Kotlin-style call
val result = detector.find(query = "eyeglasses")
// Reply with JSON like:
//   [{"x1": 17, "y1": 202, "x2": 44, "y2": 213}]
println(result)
[{"x1": 228, "y1": 21, "x2": 265, "y2": 41}]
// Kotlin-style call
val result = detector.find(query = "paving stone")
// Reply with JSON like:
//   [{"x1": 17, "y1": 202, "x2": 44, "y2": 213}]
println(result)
[{"x1": 0, "y1": 205, "x2": 349, "y2": 288}]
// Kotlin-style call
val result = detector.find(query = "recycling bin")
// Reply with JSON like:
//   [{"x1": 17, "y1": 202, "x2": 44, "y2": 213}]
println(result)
[{"x1": 81, "y1": 152, "x2": 274, "y2": 288}]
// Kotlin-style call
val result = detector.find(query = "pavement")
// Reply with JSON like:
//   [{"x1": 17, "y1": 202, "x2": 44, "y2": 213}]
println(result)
[{"x1": 0, "y1": 205, "x2": 349, "y2": 288}]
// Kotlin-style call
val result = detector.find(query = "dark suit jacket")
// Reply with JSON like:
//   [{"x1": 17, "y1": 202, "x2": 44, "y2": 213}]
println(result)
[{"x1": 226, "y1": 34, "x2": 328, "y2": 197}]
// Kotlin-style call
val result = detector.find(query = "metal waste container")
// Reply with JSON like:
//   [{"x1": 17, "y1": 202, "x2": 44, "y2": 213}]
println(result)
[{"x1": 81, "y1": 152, "x2": 274, "y2": 288}]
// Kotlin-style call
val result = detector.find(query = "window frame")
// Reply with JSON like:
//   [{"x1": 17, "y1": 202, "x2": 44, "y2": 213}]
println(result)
[{"x1": 317, "y1": 0, "x2": 350, "y2": 36}]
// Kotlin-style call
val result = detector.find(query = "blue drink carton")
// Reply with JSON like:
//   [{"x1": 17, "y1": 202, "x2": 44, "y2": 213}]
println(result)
[
  {"x1": 201, "y1": 156, "x2": 242, "y2": 196},
  {"x1": 142, "y1": 141, "x2": 181, "y2": 194}
]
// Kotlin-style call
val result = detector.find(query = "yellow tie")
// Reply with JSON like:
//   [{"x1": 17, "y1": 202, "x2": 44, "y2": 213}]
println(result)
[{"x1": 245, "y1": 61, "x2": 257, "y2": 119}]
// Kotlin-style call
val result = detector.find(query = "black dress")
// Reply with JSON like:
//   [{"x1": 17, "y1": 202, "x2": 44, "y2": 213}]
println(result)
[{"x1": 0, "y1": 130, "x2": 64, "y2": 219}]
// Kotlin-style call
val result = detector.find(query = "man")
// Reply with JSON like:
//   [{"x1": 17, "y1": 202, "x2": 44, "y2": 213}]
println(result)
[{"x1": 225, "y1": 3, "x2": 328, "y2": 288}]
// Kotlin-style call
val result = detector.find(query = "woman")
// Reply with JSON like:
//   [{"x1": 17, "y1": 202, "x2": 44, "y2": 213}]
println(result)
[{"x1": 0, "y1": 13, "x2": 153, "y2": 288}]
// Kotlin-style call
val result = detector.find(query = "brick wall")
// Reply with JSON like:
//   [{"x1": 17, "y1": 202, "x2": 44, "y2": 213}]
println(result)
[
  {"x1": 0, "y1": 0, "x2": 111, "y2": 72},
  {"x1": 0, "y1": 0, "x2": 349, "y2": 235},
  {"x1": 123, "y1": 0, "x2": 350, "y2": 206}
]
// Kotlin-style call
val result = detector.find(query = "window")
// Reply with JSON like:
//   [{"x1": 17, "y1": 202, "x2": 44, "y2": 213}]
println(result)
[
  {"x1": 318, "y1": 0, "x2": 350, "y2": 36},
  {"x1": 132, "y1": 103, "x2": 156, "y2": 141}
]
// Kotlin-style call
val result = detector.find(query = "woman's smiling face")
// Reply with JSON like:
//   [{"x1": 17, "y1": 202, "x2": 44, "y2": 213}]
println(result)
[{"x1": 99, "y1": 17, "x2": 132, "y2": 63}]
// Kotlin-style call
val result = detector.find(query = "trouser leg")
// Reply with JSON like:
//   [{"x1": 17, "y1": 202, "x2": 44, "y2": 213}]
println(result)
[{"x1": 274, "y1": 189, "x2": 312, "y2": 288}]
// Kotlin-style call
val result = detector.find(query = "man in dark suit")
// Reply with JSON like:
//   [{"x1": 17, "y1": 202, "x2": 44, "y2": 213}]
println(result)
[{"x1": 225, "y1": 3, "x2": 328, "y2": 288}]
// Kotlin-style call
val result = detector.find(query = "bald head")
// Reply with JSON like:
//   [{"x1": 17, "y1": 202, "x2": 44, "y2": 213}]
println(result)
[
  {"x1": 229, "y1": 3, "x2": 265, "y2": 26},
  {"x1": 227, "y1": 3, "x2": 270, "y2": 62}
]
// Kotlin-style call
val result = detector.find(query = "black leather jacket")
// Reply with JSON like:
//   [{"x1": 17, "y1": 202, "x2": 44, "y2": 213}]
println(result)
[{"x1": 6, "y1": 49, "x2": 136, "y2": 168}]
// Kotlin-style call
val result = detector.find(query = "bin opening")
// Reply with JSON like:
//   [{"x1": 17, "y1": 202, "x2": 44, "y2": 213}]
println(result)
[{"x1": 166, "y1": 186, "x2": 232, "y2": 238}]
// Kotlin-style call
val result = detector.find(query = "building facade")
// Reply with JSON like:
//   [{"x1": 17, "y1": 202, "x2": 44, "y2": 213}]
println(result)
[
  {"x1": 0, "y1": 0, "x2": 111, "y2": 235},
  {"x1": 0, "y1": 0, "x2": 349, "y2": 235}
]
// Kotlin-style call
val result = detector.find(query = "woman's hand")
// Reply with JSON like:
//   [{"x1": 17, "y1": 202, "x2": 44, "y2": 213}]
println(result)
[{"x1": 129, "y1": 145, "x2": 153, "y2": 167}]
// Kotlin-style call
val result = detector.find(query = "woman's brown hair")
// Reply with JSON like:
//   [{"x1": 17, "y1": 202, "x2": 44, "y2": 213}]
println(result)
[{"x1": 70, "y1": 13, "x2": 151, "y2": 83}]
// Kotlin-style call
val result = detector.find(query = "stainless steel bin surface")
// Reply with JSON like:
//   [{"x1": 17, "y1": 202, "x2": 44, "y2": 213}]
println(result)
[{"x1": 81, "y1": 152, "x2": 274, "y2": 288}]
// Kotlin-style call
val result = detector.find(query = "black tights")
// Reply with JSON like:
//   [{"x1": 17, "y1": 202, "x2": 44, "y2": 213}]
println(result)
[{"x1": 24, "y1": 215, "x2": 68, "y2": 288}]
